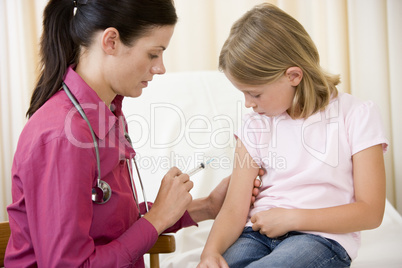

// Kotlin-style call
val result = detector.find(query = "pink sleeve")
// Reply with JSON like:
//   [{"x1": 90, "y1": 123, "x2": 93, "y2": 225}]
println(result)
[
  {"x1": 235, "y1": 113, "x2": 272, "y2": 167},
  {"x1": 163, "y1": 211, "x2": 198, "y2": 233},
  {"x1": 346, "y1": 100, "x2": 389, "y2": 155},
  {"x1": 139, "y1": 202, "x2": 198, "y2": 234},
  {"x1": 9, "y1": 138, "x2": 158, "y2": 267}
]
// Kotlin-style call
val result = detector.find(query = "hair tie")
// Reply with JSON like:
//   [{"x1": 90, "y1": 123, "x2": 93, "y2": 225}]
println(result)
[
  {"x1": 72, "y1": 0, "x2": 78, "y2": 16},
  {"x1": 72, "y1": 0, "x2": 88, "y2": 16}
]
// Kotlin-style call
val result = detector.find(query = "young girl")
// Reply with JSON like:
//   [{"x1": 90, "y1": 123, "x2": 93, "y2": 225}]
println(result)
[{"x1": 198, "y1": 3, "x2": 388, "y2": 268}]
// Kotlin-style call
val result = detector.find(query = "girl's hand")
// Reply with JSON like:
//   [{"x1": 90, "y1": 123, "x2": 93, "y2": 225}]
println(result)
[
  {"x1": 250, "y1": 208, "x2": 296, "y2": 238},
  {"x1": 197, "y1": 253, "x2": 229, "y2": 268},
  {"x1": 144, "y1": 167, "x2": 193, "y2": 234}
]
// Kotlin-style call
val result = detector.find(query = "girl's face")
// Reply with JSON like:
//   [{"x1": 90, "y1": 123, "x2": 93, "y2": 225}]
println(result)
[
  {"x1": 225, "y1": 71, "x2": 297, "y2": 117},
  {"x1": 107, "y1": 25, "x2": 175, "y2": 98}
]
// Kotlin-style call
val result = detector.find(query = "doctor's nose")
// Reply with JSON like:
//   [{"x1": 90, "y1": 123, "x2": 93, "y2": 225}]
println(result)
[{"x1": 151, "y1": 62, "x2": 166, "y2": 75}]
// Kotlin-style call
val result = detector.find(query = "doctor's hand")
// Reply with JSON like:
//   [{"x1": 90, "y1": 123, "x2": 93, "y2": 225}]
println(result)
[
  {"x1": 143, "y1": 167, "x2": 193, "y2": 234},
  {"x1": 206, "y1": 168, "x2": 265, "y2": 220},
  {"x1": 251, "y1": 168, "x2": 264, "y2": 204}
]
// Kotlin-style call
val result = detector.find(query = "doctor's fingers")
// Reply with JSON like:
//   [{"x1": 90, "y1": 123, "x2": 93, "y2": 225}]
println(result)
[
  {"x1": 176, "y1": 173, "x2": 194, "y2": 192},
  {"x1": 165, "y1": 166, "x2": 183, "y2": 177}
]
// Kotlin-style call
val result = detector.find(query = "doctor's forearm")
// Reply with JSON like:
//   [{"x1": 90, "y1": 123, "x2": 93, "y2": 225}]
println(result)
[{"x1": 187, "y1": 197, "x2": 215, "y2": 223}]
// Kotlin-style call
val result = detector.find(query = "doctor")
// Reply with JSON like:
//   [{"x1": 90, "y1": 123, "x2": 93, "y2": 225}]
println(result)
[{"x1": 5, "y1": 0, "x2": 261, "y2": 267}]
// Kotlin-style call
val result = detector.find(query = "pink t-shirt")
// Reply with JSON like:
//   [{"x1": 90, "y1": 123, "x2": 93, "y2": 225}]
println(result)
[
  {"x1": 236, "y1": 92, "x2": 388, "y2": 260},
  {"x1": 6, "y1": 66, "x2": 196, "y2": 267}
]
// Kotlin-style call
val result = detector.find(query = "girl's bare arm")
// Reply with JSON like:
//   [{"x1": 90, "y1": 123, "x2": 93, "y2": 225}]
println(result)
[{"x1": 198, "y1": 139, "x2": 259, "y2": 267}]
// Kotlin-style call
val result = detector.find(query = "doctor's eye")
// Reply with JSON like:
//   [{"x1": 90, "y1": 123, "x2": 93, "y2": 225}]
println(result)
[{"x1": 149, "y1": 54, "x2": 159, "y2": 59}]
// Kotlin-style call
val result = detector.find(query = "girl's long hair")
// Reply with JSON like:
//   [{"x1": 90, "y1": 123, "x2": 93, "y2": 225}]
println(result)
[
  {"x1": 219, "y1": 3, "x2": 339, "y2": 119},
  {"x1": 27, "y1": 0, "x2": 177, "y2": 118}
]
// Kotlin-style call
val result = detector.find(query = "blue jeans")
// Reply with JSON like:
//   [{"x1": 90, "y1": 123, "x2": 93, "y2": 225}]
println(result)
[{"x1": 223, "y1": 227, "x2": 351, "y2": 268}]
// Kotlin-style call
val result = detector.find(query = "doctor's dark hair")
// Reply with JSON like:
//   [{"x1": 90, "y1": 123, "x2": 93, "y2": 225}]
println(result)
[{"x1": 27, "y1": 0, "x2": 177, "y2": 118}]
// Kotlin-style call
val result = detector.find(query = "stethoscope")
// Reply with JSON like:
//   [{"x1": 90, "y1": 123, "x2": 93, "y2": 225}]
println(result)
[{"x1": 62, "y1": 82, "x2": 149, "y2": 215}]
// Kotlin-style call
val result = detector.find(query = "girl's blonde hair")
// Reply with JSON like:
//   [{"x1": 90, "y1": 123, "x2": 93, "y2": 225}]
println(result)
[{"x1": 219, "y1": 3, "x2": 339, "y2": 119}]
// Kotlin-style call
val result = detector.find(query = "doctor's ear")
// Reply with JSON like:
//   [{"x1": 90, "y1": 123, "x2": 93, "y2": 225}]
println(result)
[
  {"x1": 101, "y1": 27, "x2": 121, "y2": 55},
  {"x1": 285, "y1": 67, "x2": 303, "y2": 87}
]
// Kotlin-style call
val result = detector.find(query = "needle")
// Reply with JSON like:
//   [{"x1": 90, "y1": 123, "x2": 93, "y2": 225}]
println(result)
[{"x1": 187, "y1": 158, "x2": 215, "y2": 177}]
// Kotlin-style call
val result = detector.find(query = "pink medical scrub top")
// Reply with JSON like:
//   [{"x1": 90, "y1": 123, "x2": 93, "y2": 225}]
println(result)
[{"x1": 5, "y1": 66, "x2": 196, "y2": 267}]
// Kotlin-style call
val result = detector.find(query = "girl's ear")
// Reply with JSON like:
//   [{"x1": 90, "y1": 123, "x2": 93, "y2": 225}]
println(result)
[
  {"x1": 286, "y1": 67, "x2": 303, "y2": 86},
  {"x1": 101, "y1": 27, "x2": 120, "y2": 55}
]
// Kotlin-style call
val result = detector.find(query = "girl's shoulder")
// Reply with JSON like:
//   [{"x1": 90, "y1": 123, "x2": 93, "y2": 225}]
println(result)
[
  {"x1": 331, "y1": 92, "x2": 380, "y2": 120},
  {"x1": 332, "y1": 92, "x2": 363, "y2": 108}
]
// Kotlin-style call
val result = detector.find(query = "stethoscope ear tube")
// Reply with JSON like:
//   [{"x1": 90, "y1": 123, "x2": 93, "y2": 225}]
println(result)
[
  {"x1": 62, "y1": 82, "x2": 112, "y2": 204},
  {"x1": 62, "y1": 82, "x2": 149, "y2": 212},
  {"x1": 133, "y1": 157, "x2": 149, "y2": 213},
  {"x1": 124, "y1": 133, "x2": 149, "y2": 215},
  {"x1": 127, "y1": 159, "x2": 141, "y2": 217}
]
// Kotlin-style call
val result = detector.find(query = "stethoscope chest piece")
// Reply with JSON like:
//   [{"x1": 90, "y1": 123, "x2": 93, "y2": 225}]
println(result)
[
  {"x1": 92, "y1": 180, "x2": 112, "y2": 204},
  {"x1": 63, "y1": 82, "x2": 146, "y2": 208}
]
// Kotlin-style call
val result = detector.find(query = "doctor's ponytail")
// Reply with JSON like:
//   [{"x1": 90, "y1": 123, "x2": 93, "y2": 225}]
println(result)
[
  {"x1": 27, "y1": 0, "x2": 77, "y2": 118},
  {"x1": 27, "y1": 0, "x2": 178, "y2": 118}
]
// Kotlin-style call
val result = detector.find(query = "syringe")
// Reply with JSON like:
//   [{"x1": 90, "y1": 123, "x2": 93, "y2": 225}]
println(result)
[{"x1": 187, "y1": 158, "x2": 215, "y2": 177}]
